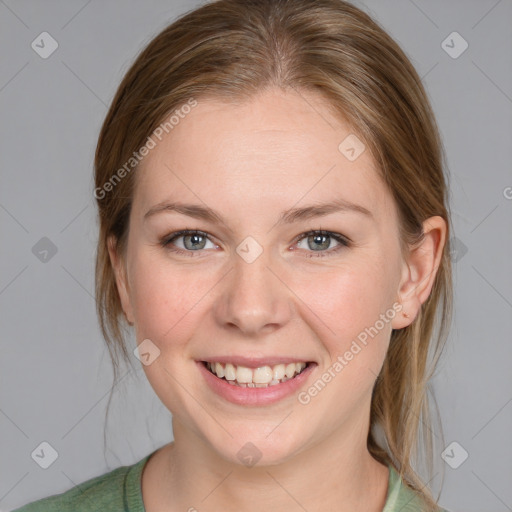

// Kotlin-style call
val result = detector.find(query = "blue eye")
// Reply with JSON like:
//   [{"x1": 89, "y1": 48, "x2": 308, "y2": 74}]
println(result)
[
  {"x1": 160, "y1": 229, "x2": 350, "y2": 257},
  {"x1": 294, "y1": 230, "x2": 349, "y2": 256},
  {"x1": 161, "y1": 229, "x2": 216, "y2": 254}
]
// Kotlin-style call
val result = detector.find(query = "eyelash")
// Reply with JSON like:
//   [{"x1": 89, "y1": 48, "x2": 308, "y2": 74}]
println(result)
[{"x1": 159, "y1": 229, "x2": 350, "y2": 258}]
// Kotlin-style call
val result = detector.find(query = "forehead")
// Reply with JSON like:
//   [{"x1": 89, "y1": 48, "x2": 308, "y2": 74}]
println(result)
[{"x1": 133, "y1": 88, "x2": 394, "y2": 222}]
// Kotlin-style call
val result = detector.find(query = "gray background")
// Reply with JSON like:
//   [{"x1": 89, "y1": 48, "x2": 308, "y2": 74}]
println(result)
[{"x1": 1, "y1": 1, "x2": 511, "y2": 511}]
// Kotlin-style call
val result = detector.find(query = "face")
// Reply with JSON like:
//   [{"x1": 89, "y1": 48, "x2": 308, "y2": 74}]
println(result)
[{"x1": 112, "y1": 87, "x2": 409, "y2": 466}]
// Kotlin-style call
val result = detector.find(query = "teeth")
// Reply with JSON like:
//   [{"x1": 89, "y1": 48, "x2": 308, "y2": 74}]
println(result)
[
  {"x1": 205, "y1": 361, "x2": 308, "y2": 387},
  {"x1": 253, "y1": 366, "x2": 273, "y2": 384},
  {"x1": 236, "y1": 366, "x2": 253, "y2": 383},
  {"x1": 224, "y1": 363, "x2": 236, "y2": 381},
  {"x1": 285, "y1": 363, "x2": 296, "y2": 378},
  {"x1": 272, "y1": 364, "x2": 285, "y2": 381},
  {"x1": 215, "y1": 362, "x2": 225, "y2": 378}
]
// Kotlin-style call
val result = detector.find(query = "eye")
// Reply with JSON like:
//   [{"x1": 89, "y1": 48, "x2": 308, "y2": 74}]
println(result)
[
  {"x1": 160, "y1": 229, "x2": 217, "y2": 255},
  {"x1": 294, "y1": 230, "x2": 349, "y2": 257}
]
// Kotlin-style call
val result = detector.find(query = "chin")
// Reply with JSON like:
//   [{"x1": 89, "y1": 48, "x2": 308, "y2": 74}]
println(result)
[{"x1": 202, "y1": 424, "x2": 311, "y2": 469}]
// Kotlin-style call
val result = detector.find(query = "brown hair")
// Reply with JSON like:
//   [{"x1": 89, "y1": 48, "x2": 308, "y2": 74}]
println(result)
[{"x1": 94, "y1": 1, "x2": 453, "y2": 509}]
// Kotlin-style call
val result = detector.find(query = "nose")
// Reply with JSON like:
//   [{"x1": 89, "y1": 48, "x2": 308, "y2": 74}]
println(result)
[{"x1": 213, "y1": 245, "x2": 292, "y2": 336}]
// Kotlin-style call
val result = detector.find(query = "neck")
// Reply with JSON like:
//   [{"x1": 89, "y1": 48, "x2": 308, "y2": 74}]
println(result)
[{"x1": 152, "y1": 420, "x2": 390, "y2": 512}]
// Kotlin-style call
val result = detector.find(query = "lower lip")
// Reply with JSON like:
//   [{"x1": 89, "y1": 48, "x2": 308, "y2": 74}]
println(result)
[{"x1": 197, "y1": 361, "x2": 316, "y2": 406}]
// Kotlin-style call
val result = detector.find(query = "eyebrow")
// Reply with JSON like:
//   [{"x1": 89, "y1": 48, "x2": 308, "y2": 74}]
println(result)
[{"x1": 143, "y1": 198, "x2": 373, "y2": 226}]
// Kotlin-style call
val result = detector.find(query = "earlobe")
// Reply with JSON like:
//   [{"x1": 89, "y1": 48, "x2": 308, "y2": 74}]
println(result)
[
  {"x1": 107, "y1": 235, "x2": 135, "y2": 325},
  {"x1": 391, "y1": 216, "x2": 447, "y2": 329}
]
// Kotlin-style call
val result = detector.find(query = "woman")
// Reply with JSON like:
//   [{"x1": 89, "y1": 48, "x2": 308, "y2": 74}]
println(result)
[{"x1": 15, "y1": 0, "x2": 453, "y2": 510}]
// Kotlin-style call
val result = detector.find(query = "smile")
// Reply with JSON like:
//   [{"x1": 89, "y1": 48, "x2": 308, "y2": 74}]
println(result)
[
  {"x1": 203, "y1": 361, "x2": 309, "y2": 388},
  {"x1": 197, "y1": 357, "x2": 317, "y2": 406}
]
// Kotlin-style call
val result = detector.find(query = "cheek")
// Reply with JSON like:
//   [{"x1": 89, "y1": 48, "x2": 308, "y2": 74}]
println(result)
[
  {"x1": 128, "y1": 251, "x2": 208, "y2": 347},
  {"x1": 294, "y1": 259, "x2": 392, "y2": 343},
  {"x1": 292, "y1": 260, "x2": 397, "y2": 403},
  {"x1": 292, "y1": 261, "x2": 395, "y2": 414},
  {"x1": 127, "y1": 252, "x2": 211, "y2": 414}
]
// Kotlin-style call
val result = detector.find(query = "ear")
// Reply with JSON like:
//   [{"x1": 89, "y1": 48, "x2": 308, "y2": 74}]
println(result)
[
  {"x1": 107, "y1": 235, "x2": 135, "y2": 325},
  {"x1": 391, "y1": 216, "x2": 447, "y2": 329}
]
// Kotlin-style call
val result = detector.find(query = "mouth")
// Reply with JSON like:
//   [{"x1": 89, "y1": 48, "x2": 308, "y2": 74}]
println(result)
[{"x1": 201, "y1": 360, "x2": 312, "y2": 388}]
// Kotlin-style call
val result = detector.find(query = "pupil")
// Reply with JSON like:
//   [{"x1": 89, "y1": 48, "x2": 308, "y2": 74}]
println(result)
[
  {"x1": 186, "y1": 234, "x2": 204, "y2": 250},
  {"x1": 310, "y1": 234, "x2": 329, "y2": 250}
]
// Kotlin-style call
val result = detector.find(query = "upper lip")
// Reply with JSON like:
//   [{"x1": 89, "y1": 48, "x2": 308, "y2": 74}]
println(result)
[{"x1": 199, "y1": 356, "x2": 315, "y2": 369}]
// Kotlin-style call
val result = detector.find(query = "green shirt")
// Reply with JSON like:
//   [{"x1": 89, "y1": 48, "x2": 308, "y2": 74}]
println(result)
[{"x1": 13, "y1": 451, "x2": 449, "y2": 511}]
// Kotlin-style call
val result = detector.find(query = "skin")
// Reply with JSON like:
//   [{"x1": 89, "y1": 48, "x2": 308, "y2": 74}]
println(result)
[{"x1": 108, "y1": 87, "x2": 446, "y2": 512}]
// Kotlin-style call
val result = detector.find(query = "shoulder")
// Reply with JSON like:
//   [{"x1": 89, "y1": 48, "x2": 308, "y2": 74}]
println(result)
[
  {"x1": 384, "y1": 464, "x2": 449, "y2": 512},
  {"x1": 11, "y1": 452, "x2": 152, "y2": 512}
]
